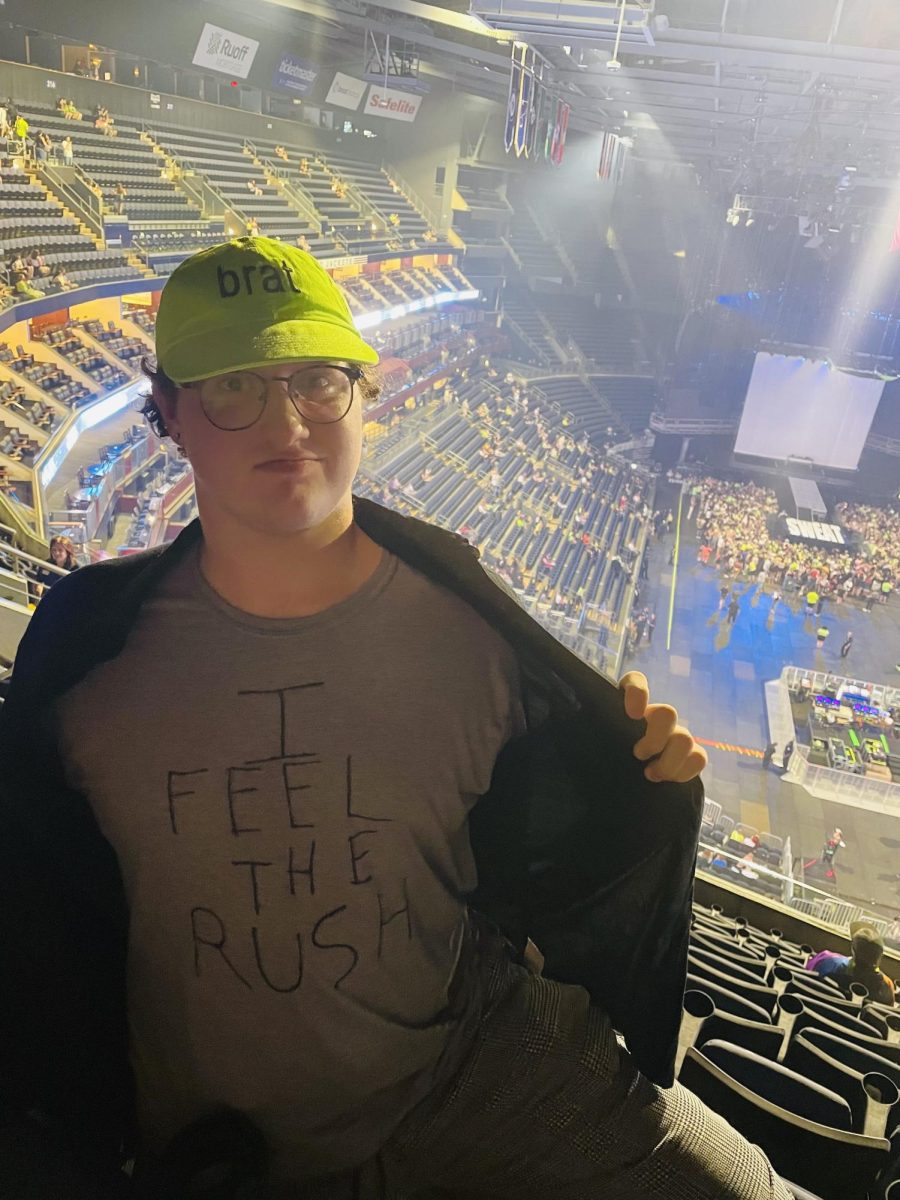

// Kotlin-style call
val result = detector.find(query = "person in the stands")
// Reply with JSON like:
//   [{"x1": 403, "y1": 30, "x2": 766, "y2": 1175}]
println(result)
[{"x1": 0, "y1": 237, "x2": 792, "y2": 1199}]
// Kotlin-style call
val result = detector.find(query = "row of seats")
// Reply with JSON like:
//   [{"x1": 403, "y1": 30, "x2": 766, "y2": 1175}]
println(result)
[
  {"x1": 37, "y1": 326, "x2": 128, "y2": 392},
  {"x1": 19, "y1": 104, "x2": 201, "y2": 223},
  {"x1": 0, "y1": 343, "x2": 93, "y2": 408},
  {"x1": 355, "y1": 361, "x2": 647, "y2": 664},
  {"x1": 75, "y1": 318, "x2": 147, "y2": 364},
  {"x1": 680, "y1": 903, "x2": 900, "y2": 1199}
]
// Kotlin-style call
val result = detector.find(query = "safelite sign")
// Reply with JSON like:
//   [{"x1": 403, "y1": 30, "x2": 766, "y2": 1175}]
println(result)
[{"x1": 362, "y1": 84, "x2": 422, "y2": 122}]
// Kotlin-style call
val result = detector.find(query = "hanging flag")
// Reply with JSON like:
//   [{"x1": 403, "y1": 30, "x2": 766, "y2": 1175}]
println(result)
[
  {"x1": 514, "y1": 45, "x2": 532, "y2": 157},
  {"x1": 549, "y1": 97, "x2": 562, "y2": 163},
  {"x1": 598, "y1": 130, "x2": 627, "y2": 181},
  {"x1": 551, "y1": 99, "x2": 570, "y2": 166},
  {"x1": 504, "y1": 43, "x2": 523, "y2": 154},
  {"x1": 525, "y1": 54, "x2": 542, "y2": 158},
  {"x1": 542, "y1": 92, "x2": 556, "y2": 162}
]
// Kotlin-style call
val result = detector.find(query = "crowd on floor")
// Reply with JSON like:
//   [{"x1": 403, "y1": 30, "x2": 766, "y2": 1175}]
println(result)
[{"x1": 688, "y1": 476, "x2": 897, "y2": 608}]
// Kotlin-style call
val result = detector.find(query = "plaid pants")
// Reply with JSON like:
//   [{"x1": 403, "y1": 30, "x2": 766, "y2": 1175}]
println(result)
[{"x1": 299, "y1": 930, "x2": 792, "y2": 1200}]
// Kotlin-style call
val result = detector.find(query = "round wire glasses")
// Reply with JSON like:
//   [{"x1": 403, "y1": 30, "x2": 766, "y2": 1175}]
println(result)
[{"x1": 184, "y1": 364, "x2": 363, "y2": 431}]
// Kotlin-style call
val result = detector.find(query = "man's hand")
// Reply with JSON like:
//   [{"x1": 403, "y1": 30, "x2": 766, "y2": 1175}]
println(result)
[{"x1": 619, "y1": 670, "x2": 707, "y2": 784}]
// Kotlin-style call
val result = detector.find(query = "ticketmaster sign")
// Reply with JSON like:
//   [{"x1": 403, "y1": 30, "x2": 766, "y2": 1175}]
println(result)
[
  {"x1": 272, "y1": 52, "x2": 318, "y2": 96},
  {"x1": 192, "y1": 22, "x2": 260, "y2": 79}
]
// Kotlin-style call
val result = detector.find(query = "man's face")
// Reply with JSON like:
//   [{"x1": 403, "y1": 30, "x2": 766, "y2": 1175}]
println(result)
[{"x1": 165, "y1": 360, "x2": 364, "y2": 538}]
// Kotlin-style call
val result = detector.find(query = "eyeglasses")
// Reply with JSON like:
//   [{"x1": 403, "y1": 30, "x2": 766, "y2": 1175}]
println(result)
[{"x1": 184, "y1": 364, "x2": 363, "y2": 431}]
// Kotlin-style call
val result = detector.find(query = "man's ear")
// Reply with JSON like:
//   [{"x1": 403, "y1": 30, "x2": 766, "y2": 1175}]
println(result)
[{"x1": 153, "y1": 381, "x2": 179, "y2": 439}]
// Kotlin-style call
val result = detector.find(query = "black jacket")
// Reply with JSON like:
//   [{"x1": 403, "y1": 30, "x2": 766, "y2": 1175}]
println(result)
[{"x1": 0, "y1": 496, "x2": 702, "y2": 1175}]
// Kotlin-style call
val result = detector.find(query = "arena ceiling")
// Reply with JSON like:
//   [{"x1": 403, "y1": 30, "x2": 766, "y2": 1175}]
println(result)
[{"x1": 243, "y1": 0, "x2": 900, "y2": 186}]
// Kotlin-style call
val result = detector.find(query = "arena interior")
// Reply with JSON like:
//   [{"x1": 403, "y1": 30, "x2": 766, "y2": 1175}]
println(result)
[{"x1": 1, "y1": 1, "x2": 900, "y2": 1196}]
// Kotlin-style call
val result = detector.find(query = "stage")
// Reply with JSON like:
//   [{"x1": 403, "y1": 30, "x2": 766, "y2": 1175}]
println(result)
[{"x1": 771, "y1": 666, "x2": 900, "y2": 815}]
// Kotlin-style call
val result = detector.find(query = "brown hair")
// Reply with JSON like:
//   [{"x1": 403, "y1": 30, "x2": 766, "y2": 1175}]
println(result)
[
  {"x1": 138, "y1": 356, "x2": 382, "y2": 440},
  {"x1": 851, "y1": 932, "x2": 883, "y2": 971},
  {"x1": 49, "y1": 535, "x2": 78, "y2": 569}
]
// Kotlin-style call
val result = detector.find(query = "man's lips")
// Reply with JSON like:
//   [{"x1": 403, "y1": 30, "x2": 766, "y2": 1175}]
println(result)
[{"x1": 256, "y1": 455, "x2": 321, "y2": 467}]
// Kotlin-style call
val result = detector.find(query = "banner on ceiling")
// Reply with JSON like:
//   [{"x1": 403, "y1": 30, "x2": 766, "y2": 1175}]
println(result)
[
  {"x1": 598, "y1": 130, "x2": 627, "y2": 182},
  {"x1": 191, "y1": 22, "x2": 259, "y2": 79},
  {"x1": 325, "y1": 72, "x2": 367, "y2": 111},
  {"x1": 504, "y1": 43, "x2": 523, "y2": 154},
  {"x1": 550, "y1": 98, "x2": 570, "y2": 166},
  {"x1": 271, "y1": 53, "x2": 318, "y2": 96},
  {"x1": 363, "y1": 84, "x2": 422, "y2": 122},
  {"x1": 506, "y1": 42, "x2": 566, "y2": 166}
]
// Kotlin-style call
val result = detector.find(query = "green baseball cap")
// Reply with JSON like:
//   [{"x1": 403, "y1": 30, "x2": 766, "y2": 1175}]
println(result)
[{"x1": 155, "y1": 236, "x2": 378, "y2": 384}]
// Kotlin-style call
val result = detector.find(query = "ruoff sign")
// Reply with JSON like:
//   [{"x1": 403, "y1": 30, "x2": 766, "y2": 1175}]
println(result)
[
  {"x1": 192, "y1": 22, "x2": 259, "y2": 79},
  {"x1": 785, "y1": 517, "x2": 846, "y2": 545},
  {"x1": 325, "y1": 72, "x2": 367, "y2": 111},
  {"x1": 363, "y1": 84, "x2": 422, "y2": 122}
]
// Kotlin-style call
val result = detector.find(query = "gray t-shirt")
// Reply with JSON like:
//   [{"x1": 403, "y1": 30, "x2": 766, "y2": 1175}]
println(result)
[{"x1": 56, "y1": 541, "x2": 526, "y2": 1180}]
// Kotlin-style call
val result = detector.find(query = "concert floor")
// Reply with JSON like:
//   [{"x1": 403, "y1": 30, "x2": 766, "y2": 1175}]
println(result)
[{"x1": 620, "y1": 503, "x2": 900, "y2": 917}]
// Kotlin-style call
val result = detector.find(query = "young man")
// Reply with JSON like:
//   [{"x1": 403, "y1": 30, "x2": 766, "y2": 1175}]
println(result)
[{"x1": 0, "y1": 238, "x2": 791, "y2": 1199}]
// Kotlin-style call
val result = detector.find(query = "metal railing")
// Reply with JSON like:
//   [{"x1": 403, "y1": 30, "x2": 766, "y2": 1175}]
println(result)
[
  {"x1": 499, "y1": 310, "x2": 551, "y2": 364},
  {"x1": 314, "y1": 157, "x2": 388, "y2": 229},
  {"x1": 245, "y1": 144, "x2": 322, "y2": 236},
  {"x1": 140, "y1": 126, "x2": 227, "y2": 219},
  {"x1": 499, "y1": 236, "x2": 524, "y2": 271},
  {"x1": 866, "y1": 431, "x2": 900, "y2": 457},
  {"x1": 697, "y1": 838, "x2": 892, "y2": 936},
  {"x1": 649, "y1": 411, "x2": 740, "y2": 435},
  {"x1": 525, "y1": 199, "x2": 576, "y2": 281},
  {"x1": 0, "y1": 540, "x2": 67, "y2": 597},
  {"x1": 35, "y1": 161, "x2": 103, "y2": 239},
  {"x1": 381, "y1": 161, "x2": 447, "y2": 233},
  {"x1": 787, "y1": 746, "x2": 900, "y2": 817}
]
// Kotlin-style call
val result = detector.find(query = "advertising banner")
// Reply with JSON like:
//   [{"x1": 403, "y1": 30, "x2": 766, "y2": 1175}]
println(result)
[
  {"x1": 550, "y1": 99, "x2": 570, "y2": 166},
  {"x1": 362, "y1": 84, "x2": 422, "y2": 122},
  {"x1": 191, "y1": 22, "x2": 259, "y2": 79},
  {"x1": 504, "y1": 44, "x2": 523, "y2": 154},
  {"x1": 325, "y1": 72, "x2": 367, "y2": 110},
  {"x1": 777, "y1": 516, "x2": 852, "y2": 547},
  {"x1": 271, "y1": 53, "x2": 318, "y2": 96},
  {"x1": 514, "y1": 50, "x2": 532, "y2": 158}
]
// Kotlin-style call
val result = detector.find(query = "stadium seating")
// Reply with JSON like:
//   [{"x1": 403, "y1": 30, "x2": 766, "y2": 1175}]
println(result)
[
  {"x1": 146, "y1": 123, "x2": 337, "y2": 254},
  {"x1": 323, "y1": 154, "x2": 433, "y2": 243},
  {"x1": 0, "y1": 175, "x2": 133, "y2": 292},
  {"x1": 354, "y1": 361, "x2": 649, "y2": 673},
  {"x1": 74, "y1": 318, "x2": 149, "y2": 365},
  {"x1": 680, "y1": 1044, "x2": 889, "y2": 1200},
  {"x1": 680, "y1": 902, "x2": 900, "y2": 1199},
  {"x1": 19, "y1": 104, "x2": 200, "y2": 222},
  {"x1": 500, "y1": 291, "x2": 558, "y2": 364},
  {"x1": 506, "y1": 203, "x2": 571, "y2": 279},
  {"x1": 0, "y1": 343, "x2": 93, "y2": 408},
  {"x1": 36, "y1": 325, "x2": 128, "y2": 392}
]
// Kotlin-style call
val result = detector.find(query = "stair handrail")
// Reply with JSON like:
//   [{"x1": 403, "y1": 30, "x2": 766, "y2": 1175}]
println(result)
[
  {"x1": 499, "y1": 236, "x2": 524, "y2": 271},
  {"x1": 604, "y1": 225, "x2": 659, "y2": 373},
  {"x1": 499, "y1": 310, "x2": 550, "y2": 365},
  {"x1": 316, "y1": 158, "x2": 388, "y2": 229},
  {"x1": 381, "y1": 161, "x2": 446, "y2": 233},
  {"x1": 251, "y1": 152, "x2": 323, "y2": 235},
  {"x1": 582, "y1": 374, "x2": 630, "y2": 437},
  {"x1": 35, "y1": 162, "x2": 103, "y2": 240},
  {"x1": 142, "y1": 128, "x2": 227, "y2": 219},
  {"x1": 0, "y1": 492, "x2": 44, "y2": 559},
  {"x1": 537, "y1": 310, "x2": 570, "y2": 365},
  {"x1": 523, "y1": 198, "x2": 576, "y2": 283}
]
